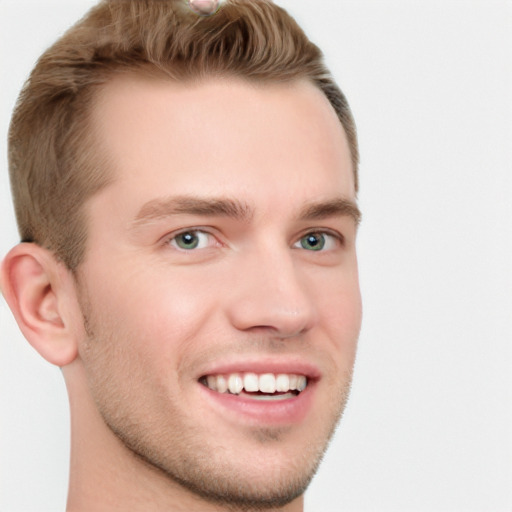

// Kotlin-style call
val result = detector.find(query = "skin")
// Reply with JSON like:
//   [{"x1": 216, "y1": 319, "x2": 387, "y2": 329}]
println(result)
[
  {"x1": 1, "y1": 76, "x2": 362, "y2": 511},
  {"x1": 188, "y1": 0, "x2": 220, "y2": 15}
]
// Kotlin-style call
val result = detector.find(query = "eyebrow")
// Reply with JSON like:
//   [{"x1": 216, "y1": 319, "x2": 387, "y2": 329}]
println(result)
[
  {"x1": 132, "y1": 195, "x2": 361, "y2": 227},
  {"x1": 133, "y1": 196, "x2": 253, "y2": 225},
  {"x1": 299, "y1": 198, "x2": 362, "y2": 225}
]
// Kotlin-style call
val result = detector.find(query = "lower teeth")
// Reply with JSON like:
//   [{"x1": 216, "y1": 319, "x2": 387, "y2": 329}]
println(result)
[
  {"x1": 243, "y1": 392, "x2": 297, "y2": 401},
  {"x1": 229, "y1": 390, "x2": 298, "y2": 400}
]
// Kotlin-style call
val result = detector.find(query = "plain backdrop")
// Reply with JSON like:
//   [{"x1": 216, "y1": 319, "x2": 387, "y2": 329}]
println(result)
[{"x1": 1, "y1": 1, "x2": 511, "y2": 511}]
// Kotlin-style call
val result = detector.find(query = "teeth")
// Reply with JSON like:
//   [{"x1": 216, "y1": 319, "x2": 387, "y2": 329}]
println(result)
[
  {"x1": 216, "y1": 375, "x2": 228, "y2": 393},
  {"x1": 276, "y1": 374, "x2": 290, "y2": 392},
  {"x1": 228, "y1": 374, "x2": 243, "y2": 394},
  {"x1": 203, "y1": 372, "x2": 308, "y2": 396},
  {"x1": 247, "y1": 392, "x2": 296, "y2": 401},
  {"x1": 206, "y1": 375, "x2": 217, "y2": 391},
  {"x1": 259, "y1": 374, "x2": 276, "y2": 393},
  {"x1": 243, "y1": 373, "x2": 259, "y2": 392}
]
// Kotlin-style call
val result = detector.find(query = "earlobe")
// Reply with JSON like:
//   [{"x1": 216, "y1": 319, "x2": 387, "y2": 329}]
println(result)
[{"x1": 0, "y1": 243, "x2": 79, "y2": 367}]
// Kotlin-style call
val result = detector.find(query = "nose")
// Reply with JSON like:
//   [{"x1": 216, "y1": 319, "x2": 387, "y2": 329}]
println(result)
[{"x1": 225, "y1": 247, "x2": 317, "y2": 338}]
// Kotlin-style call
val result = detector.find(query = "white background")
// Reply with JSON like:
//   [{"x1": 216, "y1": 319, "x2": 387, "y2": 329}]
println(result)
[{"x1": 1, "y1": 1, "x2": 511, "y2": 511}]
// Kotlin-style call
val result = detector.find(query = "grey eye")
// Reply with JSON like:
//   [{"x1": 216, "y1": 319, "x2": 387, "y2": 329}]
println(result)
[{"x1": 171, "y1": 231, "x2": 210, "y2": 250}]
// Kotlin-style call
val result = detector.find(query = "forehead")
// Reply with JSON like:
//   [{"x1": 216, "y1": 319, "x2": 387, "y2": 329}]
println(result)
[{"x1": 88, "y1": 74, "x2": 355, "y2": 210}]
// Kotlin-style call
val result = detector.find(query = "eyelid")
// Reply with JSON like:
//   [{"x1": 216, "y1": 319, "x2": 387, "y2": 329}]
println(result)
[
  {"x1": 163, "y1": 227, "x2": 221, "y2": 250},
  {"x1": 291, "y1": 231, "x2": 341, "y2": 253},
  {"x1": 295, "y1": 228, "x2": 345, "y2": 247},
  {"x1": 161, "y1": 226, "x2": 344, "y2": 252}
]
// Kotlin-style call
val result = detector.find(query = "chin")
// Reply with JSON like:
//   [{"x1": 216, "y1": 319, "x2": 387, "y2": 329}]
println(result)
[
  {"x1": 116, "y1": 414, "x2": 335, "y2": 509},
  {"x1": 156, "y1": 451, "x2": 318, "y2": 509}
]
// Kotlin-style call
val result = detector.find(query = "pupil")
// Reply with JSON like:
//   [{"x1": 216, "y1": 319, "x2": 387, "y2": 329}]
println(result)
[
  {"x1": 179, "y1": 232, "x2": 198, "y2": 249},
  {"x1": 302, "y1": 233, "x2": 324, "y2": 251}
]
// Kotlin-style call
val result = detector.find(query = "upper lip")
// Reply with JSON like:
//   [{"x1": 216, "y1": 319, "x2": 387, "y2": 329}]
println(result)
[{"x1": 197, "y1": 357, "x2": 322, "y2": 380}]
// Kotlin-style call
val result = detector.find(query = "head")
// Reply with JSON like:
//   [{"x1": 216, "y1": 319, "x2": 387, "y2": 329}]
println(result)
[
  {"x1": 8, "y1": 0, "x2": 358, "y2": 271},
  {"x1": 2, "y1": 1, "x2": 361, "y2": 509}
]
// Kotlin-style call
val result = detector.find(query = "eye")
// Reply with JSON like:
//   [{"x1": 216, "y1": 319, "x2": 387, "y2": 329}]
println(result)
[
  {"x1": 294, "y1": 232, "x2": 339, "y2": 252},
  {"x1": 169, "y1": 230, "x2": 212, "y2": 250}
]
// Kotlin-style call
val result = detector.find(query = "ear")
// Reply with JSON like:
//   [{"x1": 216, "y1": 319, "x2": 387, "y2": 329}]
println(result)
[{"x1": 0, "y1": 243, "x2": 79, "y2": 367}]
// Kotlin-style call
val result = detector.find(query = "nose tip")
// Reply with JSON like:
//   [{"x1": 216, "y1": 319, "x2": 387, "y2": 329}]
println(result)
[
  {"x1": 232, "y1": 302, "x2": 313, "y2": 338},
  {"x1": 226, "y1": 256, "x2": 317, "y2": 338},
  {"x1": 229, "y1": 297, "x2": 314, "y2": 339},
  {"x1": 272, "y1": 306, "x2": 313, "y2": 339}
]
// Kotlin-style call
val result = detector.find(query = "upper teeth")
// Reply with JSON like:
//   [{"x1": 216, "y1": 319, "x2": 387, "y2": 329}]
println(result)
[{"x1": 205, "y1": 373, "x2": 307, "y2": 395}]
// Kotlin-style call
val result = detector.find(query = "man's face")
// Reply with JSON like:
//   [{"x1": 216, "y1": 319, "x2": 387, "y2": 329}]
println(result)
[{"x1": 75, "y1": 75, "x2": 361, "y2": 507}]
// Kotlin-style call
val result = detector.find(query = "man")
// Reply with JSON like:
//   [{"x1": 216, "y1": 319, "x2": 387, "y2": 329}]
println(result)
[{"x1": 0, "y1": 1, "x2": 361, "y2": 510}]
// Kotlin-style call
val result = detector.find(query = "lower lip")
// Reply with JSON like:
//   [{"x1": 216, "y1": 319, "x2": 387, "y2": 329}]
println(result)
[{"x1": 198, "y1": 382, "x2": 315, "y2": 426}]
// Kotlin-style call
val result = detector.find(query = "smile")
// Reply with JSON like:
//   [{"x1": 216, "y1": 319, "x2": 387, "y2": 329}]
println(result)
[{"x1": 200, "y1": 372, "x2": 308, "y2": 399}]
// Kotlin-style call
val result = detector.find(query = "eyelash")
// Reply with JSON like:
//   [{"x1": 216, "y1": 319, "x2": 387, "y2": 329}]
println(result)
[
  {"x1": 164, "y1": 228, "x2": 344, "y2": 252},
  {"x1": 292, "y1": 230, "x2": 344, "y2": 252},
  {"x1": 166, "y1": 228, "x2": 219, "y2": 251}
]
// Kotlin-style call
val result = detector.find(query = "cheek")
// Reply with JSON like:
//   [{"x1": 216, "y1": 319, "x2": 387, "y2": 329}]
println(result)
[
  {"x1": 314, "y1": 274, "x2": 362, "y2": 355},
  {"x1": 142, "y1": 273, "x2": 219, "y2": 333},
  {"x1": 91, "y1": 270, "x2": 220, "y2": 368}
]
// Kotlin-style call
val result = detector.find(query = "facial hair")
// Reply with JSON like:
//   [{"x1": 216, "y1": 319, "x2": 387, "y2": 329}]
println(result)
[{"x1": 77, "y1": 289, "x2": 354, "y2": 510}]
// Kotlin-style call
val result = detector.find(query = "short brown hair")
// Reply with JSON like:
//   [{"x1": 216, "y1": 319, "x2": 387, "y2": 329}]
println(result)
[{"x1": 8, "y1": 0, "x2": 359, "y2": 270}]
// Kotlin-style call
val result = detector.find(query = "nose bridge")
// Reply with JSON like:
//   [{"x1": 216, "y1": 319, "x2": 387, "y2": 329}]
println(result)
[{"x1": 226, "y1": 240, "x2": 317, "y2": 337}]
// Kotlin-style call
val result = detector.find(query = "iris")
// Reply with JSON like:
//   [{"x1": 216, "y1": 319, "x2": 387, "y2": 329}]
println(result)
[
  {"x1": 300, "y1": 233, "x2": 325, "y2": 251},
  {"x1": 175, "y1": 231, "x2": 201, "y2": 250}
]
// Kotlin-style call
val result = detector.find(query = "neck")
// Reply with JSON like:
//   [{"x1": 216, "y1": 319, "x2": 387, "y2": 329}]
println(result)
[{"x1": 63, "y1": 361, "x2": 303, "y2": 512}]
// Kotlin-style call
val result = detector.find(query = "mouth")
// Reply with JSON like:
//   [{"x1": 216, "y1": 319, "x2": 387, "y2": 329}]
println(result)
[
  {"x1": 197, "y1": 363, "x2": 319, "y2": 424},
  {"x1": 199, "y1": 372, "x2": 308, "y2": 401}
]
